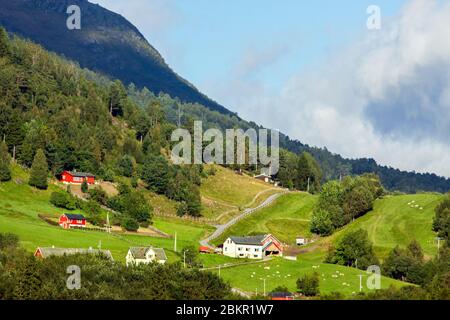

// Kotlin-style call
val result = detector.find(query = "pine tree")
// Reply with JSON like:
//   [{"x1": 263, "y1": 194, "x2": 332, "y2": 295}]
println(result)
[
  {"x1": 0, "y1": 141, "x2": 11, "y2": 182},
  {"x1": 81, "y1": 179, "x2": 89, "y2": 193},
  {"x1": 0, "y1": 27, "x2": 10, "y2": 57},
  {"x1": 28, "y1": 149, "x2": 48, "y2": 189}
]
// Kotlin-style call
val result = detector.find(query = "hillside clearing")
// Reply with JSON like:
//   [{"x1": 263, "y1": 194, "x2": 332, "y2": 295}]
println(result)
[{"x1": 213, "y1": 193, "x2": 317, "y2": 246}]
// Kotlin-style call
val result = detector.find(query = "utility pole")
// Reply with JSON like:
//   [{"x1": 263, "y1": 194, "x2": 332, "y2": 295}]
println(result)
[
  {"x1": 106, "y1": 213, "x2": 110, "y2": 233},
  {"x1": 174, "y1": 232, "x2": 177, "y2": 253},
  {"x1": 307, "y1": 177, "x2": 310, "y2": 193},
  {"x1": 263, "y1": 278, "x2": 266, "y2": 296},
  {"x1": 359, "y1": 274, "x2": 363, "y2": 292},
  {"x1": 436, "y1": 237, "x2": 443, "y2": 259}
]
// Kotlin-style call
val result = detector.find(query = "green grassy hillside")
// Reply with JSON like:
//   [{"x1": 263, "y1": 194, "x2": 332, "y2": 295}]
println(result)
[
  {"x1": 213, "y1": 189, "x2": 442, "y2": 260},
  {"x1": 326, "y1": 194, "x2": 444, "y2": 259},
  {"x1": 213, "y1": 193, "x2": 317, "y2": 245},
  {"x1": 213, "y1": 257, "x2": 407, "y2": 296},
  {"x1": 0, "y1": 165, "x2": 214, "y2": 262}
]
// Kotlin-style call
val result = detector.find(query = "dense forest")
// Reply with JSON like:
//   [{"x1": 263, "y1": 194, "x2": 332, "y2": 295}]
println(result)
[
  {"x1": 0, "y1": 233, "x2": 231, "y2": 300},
  {"x1": 1, "y1": 24, "x2": 449, "y2": 206},
  {"x1": 0, "y1": 27, "x2": 204, "y2": 224},
  {"x1": 0, "y1": 0, "x2": 448, "y2": 193},
  {"x1": 123, "y1": 76, "x2": 450, "y2": 193}
]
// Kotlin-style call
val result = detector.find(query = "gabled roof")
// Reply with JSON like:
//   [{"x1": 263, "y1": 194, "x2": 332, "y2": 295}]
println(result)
[
  {"x1": 35, "y1": 247, "x2": 113, "y2": 260},
  {"x1": 63, "y1": 214, "x2": 86, "y2": 220},
  {"x1": 229, "y1": 235, "x2": 267, "y2": 246},
  {"x1": 65, "y1": 171, "x2": 95, "y2": 178},
  {"x1": 128, "y1": 247, "x2": 167, "y2": 261},
  {"x1": 254, "y1": 174, "x2": 271, "y2": 178}
]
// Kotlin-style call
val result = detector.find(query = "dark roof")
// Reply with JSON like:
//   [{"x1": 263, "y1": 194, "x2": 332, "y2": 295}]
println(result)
[
  {"x1": 230, "y1": 235, "x2": 267, "y2": 246},
  {"x1": 64, "y1": 214, "x2": 86, "y2": 220},
  {"x1": 128, "y1": 247, "x2": 167, "y2": 261},
  {"x1": 67, "y1": 171, "x2": 95, "y2": 178},
  {"x1": 269, "y1": 292, "x2": 293, "y2": 298}
]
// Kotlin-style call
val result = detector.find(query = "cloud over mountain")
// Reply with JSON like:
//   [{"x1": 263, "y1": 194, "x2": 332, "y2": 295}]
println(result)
[{"x1": 216, "y1": 0, "x2": 450, "y2": 177}]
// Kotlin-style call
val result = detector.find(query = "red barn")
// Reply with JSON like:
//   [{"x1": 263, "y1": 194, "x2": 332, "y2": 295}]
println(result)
[
  {"x1": 59, "y1": 214, "x2": 87, "y2": 229},
  {"x1": 60, "y1": 171, "x2": 95, "y2": 185}
]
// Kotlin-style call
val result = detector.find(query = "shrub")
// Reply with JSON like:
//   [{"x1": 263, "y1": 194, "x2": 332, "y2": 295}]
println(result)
[
  {"x1": 121, "y1": 217, "x2": 139, "y2": 232},
  {"x1": 326, "y1": 229, "x2": 379, "y2": 269},
  {"x1": 297, "y1": 272, "x2": 320, "y2": 296},
  {"x1": 81, "y1": 179, "x2": 89, "y2": 193},
  {"x1": 50, "y1": 192, "x2": 76, "y2": 210},
  {"x1": 0, "y1": 232, "x2": 19, "y2": 249},
  {"x1": 88, "y1": 187, "x2": 108, "y2": 206}
]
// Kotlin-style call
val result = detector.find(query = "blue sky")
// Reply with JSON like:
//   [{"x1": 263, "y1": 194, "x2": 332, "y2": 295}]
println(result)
[
  {"x1": 92, "y1": 0, "x2": 450, "y2": 177},
  {"x1": 93, "y1": 0, "x2": 406, "y2": 95}
]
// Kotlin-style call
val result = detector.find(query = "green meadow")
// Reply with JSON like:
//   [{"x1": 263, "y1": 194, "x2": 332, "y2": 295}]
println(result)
[
  {"x1": 213, "y1": 256, "x2": 407, "y2": 296},
  {"x1": 213, "y1": 192, "x2": 317, "y2": 245}
]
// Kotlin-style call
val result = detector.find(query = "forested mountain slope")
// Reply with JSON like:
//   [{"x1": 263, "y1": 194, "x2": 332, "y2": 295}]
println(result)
[
  {"x1": 0, "y1": 0, "x2": 448, "y2": 192},
  {"x1": 0, "y1": 0, "x2": 231, "y2": 115}
]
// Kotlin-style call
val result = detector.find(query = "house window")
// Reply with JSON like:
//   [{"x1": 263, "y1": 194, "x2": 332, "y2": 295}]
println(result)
[
  {"x1": 74, "y1": 177, "x2": 82, "y2": 182},
  {"x1": 238, "y1": 247, "x2": 242, "y2": 251},
  {"x1": 254, "y1": 255, "x2": 258, "y2": 258},
  {"x1": 255, "y1": 248, "x2": 259, "y2": 252},
  {"x1": 77, "y1": 220, "x2": 83, "y2": 223},
  {"x1": 246, "y1": 248, "x2": 250, "y2": 252}
]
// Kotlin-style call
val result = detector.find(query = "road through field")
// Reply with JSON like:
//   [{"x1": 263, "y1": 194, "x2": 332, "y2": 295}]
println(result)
[{"x1": 200, "y1": 191, "x2": 289, "y2": 248}]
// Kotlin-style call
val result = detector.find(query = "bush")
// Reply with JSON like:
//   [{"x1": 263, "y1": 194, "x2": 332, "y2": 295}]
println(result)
[
  {"x1": 121, "y1": 217, "x2": 139, "y2": 232},
  {"x1": 326, "y1": 229, "x2": 379, "y2": 269},
  {"x1": 117, "y1": 155, "x2": 135, "y2": 177},
  {"x1": 88, "y1": 187, "x2": 108, "y2": 206},
  {"x1": 297, "y1": 272, "x2": 320, "y2": 296},
  {"x1": 81, "y1": 179, "x2": 89, "y2": 193},
  {"x1": 0, "y1": 232, "x2": 19, "y2": 249},
  {"x1": 83, "y1": 200, "x2": 103, "y2": 226},
  {"x1": 50, "y1": 192, "x2": 76, "y2": 210}
]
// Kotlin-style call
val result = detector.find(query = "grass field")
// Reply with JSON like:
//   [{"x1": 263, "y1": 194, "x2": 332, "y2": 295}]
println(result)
[
  {"x1": 0, "y1": 165, "x2": 214, "y2": 262},
  {"x1": 213, "y1": 193, "x2": 317, "y2": 245},
  {"x1": 213, "y1": 256, "x2": 408, "y2": 296},
  {"x1": 200, "y1": 165, "x2": 276, "y2": 209},
  {"x1": 323, "y1": 193, "x2": 444, "y2": 259},
  {"x1": 0, "y1": 164, "x2": 443, "y2": 297}
]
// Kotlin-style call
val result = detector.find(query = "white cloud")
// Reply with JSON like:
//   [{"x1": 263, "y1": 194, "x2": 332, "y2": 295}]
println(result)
[{"x1": 209, "y1": 0, "x2": 450, "y2": 177}]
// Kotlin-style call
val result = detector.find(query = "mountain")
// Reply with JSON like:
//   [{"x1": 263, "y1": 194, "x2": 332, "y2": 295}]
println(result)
[
  {"x1": 0, "y1": 0, "x2": 232, "y2": 115},
  {"x1": 1, "y1": 0, "x2": 449, "y2": 193}
]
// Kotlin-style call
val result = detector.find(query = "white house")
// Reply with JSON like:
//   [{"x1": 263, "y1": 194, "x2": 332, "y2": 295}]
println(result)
[
  {"x1": 126, "y1": 247, "x2": 167, "y2": 266},
  {"x1": 223, "y1": 234, "x2": 283, "y2": 260}
]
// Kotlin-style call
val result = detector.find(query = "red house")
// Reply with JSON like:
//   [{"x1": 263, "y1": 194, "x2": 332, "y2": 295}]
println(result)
[
  {"x1": 60, "y1": 171, "x2": 95, "y2": 185},
  {"x1": 59, "y1": 214, "x2": 87, "y2": 229}
]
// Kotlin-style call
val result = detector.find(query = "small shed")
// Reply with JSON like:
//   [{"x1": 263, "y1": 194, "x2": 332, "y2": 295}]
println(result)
[{"x1": 296, "y1": 237, "x2": 307, "y2": 246}]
